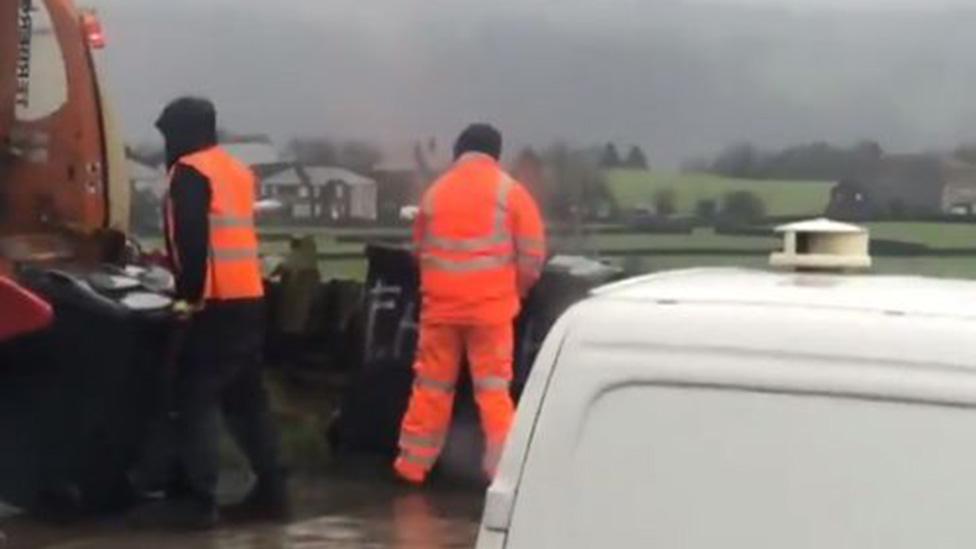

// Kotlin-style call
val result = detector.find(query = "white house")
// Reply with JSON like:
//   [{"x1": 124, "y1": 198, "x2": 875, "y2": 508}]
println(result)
[{"x1": 262, "y1": 165, "x2": 378, "y2": 224}]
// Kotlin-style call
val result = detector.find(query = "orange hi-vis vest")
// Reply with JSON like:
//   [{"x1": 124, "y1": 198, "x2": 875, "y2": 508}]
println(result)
[
  {"x1": 165, "y1": 146, "x2": 264, "y2": 302},
  {"x1": 414, "y1": 153, "x2": 546, "y2": 324}
]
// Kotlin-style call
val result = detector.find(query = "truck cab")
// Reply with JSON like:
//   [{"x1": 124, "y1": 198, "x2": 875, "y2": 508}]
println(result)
[
  {"x1": 1, "y1": 0, "x2": 128, "y2": 264},
  {"x1": 0, "y1": 1, "x2": 176, "y2": 515},
  {"x1": 480, "y1": 226, "x2": 976, "y2": 548}
]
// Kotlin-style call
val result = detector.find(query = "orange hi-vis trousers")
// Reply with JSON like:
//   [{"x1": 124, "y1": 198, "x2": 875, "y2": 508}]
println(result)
[{"x1": 394, "y1": 322, "x2": 515, "y2": 484}]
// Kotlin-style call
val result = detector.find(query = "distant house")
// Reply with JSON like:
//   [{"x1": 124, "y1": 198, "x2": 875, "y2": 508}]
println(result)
[
  {"x1": 304, "y1": 166, "x2": 377, "y2": 223},
  {"x1": 941, "y1": 158, "x2": 976, "y2": 215},
  {"x1": 262, "y1": 165, "x2": 378, "y2": 224}
]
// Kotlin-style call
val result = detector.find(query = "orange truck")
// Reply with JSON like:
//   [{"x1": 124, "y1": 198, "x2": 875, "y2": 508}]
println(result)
[
  {"x1": 1, "y1": 0, "x2": 128, "y2": 266},
  {"x1": 1, "y1": 0, "x2": 129, "y2": 339},
  {"x1": 0, "y1": 1, "x2": 175, "y2": 517}
]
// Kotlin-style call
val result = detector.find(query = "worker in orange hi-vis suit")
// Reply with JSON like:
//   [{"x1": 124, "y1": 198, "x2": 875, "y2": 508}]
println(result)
[{"x1": 394, "y1": 124, "x2": 547, "y2": 484}]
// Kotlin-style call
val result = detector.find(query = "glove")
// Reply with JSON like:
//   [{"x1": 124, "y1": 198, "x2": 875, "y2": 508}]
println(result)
[{"x1": 171, "y1": 299, "x2": 201, "y2": 320}]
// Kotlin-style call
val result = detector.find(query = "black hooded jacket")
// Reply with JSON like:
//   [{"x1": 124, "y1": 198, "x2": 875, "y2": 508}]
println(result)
[{"x1": 156, "y1": 98, "x2": 217, "y2": 303}]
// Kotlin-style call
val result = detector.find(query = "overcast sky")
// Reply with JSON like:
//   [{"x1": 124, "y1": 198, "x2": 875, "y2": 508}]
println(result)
[{"x1": 87, "y1": 0, "x2": 976, "y2": 166}]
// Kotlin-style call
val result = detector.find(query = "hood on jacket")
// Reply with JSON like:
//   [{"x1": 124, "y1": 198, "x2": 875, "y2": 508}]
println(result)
[{"x1": 155, "y1": 97, "x2": 218, "y2": 169}]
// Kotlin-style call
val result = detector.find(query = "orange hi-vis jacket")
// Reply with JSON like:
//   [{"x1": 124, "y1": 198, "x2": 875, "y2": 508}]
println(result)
[
  {"x1": 165, "y1": 147, "x2": 264, "y2": 302},
  {"x1": 414, "y1": 153, "x2": 546, "y2": 324}
]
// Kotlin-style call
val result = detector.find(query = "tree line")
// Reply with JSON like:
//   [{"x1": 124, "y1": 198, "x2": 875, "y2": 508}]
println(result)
[
  {"x1": 692, "y1": 140, "x2": 885, "y2": 181},
  {"x1": 599, "y1": 143, "x2": 649, "y2": 170}
]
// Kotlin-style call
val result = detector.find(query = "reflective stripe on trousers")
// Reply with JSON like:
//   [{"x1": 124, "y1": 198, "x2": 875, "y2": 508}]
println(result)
[
  {"x1": 395, "y1": 323, "x2": 515, "y2": 480},
  {"x1": 399, "y1": 451, "x2": 438, "y2": 468},
  {"x1": 473, "y1": 376, "x2": 510, "y2": 392},
  {"x1": 414, "y1": 376, "x2": 455, "y2": 393}
]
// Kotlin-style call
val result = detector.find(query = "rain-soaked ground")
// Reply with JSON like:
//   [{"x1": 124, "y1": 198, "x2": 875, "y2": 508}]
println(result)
[{"x1": 1, "y1": 458, "x2": 484, "y2": 549}]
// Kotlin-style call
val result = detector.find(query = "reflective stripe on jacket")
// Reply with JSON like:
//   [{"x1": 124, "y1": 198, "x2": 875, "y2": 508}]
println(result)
[
  {"x1": 414, "y1": 153, "x2": 546, "y2": 324},
  {"x1": 165, "y1": 146, "x2": 264, "y2": 302}
]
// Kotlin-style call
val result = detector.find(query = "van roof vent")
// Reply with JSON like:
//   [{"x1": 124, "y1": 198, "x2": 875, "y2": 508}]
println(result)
[{"x1": 769, "y1": 218, "x2": 871, "y2": 272}]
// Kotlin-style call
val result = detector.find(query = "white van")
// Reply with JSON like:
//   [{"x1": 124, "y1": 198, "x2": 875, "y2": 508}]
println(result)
[{"x1": 478, "y1": 267, "x2": 976, "y2": 549}]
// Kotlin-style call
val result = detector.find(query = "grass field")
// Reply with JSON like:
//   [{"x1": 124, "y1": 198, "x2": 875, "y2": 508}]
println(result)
[
  {"x1": 570, "y1": 230, "x2": 775, "y2": 252},
  {"x1": 142, "y1": 216, "x2": 976, "y2": 283},
  {"x1": 865, "y1": 222, "x2": 976, "y2": 249},
  {"x1": 258, "y1": 224, "x2": 976, "y2": 281},
  {"x1": 606, "y1": 170, "x2": 834, "y2": 217},
  {"x1": 592, "y1": 224, "x2": 976, "y2": 279}
]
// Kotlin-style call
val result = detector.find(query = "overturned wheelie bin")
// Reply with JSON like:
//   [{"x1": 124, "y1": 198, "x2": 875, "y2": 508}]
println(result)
[
  {"x1": 0, "y1": 264, "x2": 175, "y2": 517},
  {"x1": 331, "y1": 244, "x2": 622, "y2": 479}
]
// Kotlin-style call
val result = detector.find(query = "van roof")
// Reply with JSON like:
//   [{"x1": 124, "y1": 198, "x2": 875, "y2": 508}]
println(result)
[
  {"x1": 593, "y1": 268, "x2": 976, "y2": 320},
  {"x1": 543, "y1": 268, "x2": 976, "y2": 388}
]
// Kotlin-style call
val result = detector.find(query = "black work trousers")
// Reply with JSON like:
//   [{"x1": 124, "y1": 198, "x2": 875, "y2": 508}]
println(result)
[{"x1": 138, "y1": 299, "x2": 281, "y2": 504}]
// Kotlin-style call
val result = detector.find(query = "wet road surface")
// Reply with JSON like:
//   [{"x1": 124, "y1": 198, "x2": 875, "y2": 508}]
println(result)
[{"x1": 1, "y1": 459, "x2": 484, "y2": 549}]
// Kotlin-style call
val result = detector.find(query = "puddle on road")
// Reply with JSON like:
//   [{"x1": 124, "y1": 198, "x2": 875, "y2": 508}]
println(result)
[{"x1": 2, "y1": 460, "x2": 483, "y2": 549}]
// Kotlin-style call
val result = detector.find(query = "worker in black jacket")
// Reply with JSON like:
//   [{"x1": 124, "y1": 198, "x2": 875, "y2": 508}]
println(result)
[{"x1": 131, "y1": 97, "x2": 287, "y2": 528}]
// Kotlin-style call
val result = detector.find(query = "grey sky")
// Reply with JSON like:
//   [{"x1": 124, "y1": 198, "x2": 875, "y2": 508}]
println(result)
[{"x1": 88, "y1": 0, "x2": 976, "y2": 166}]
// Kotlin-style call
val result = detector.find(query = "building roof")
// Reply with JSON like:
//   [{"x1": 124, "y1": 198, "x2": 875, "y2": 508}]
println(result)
[
  {"x1": 304, "y1": 166, "x2": 376, "y2": 187},
  {"x1": 222, "y1": 141, "x2": 282, "y2": 167},
  {"x1": 262, "y1": 165, "x2": 377, "y2": 188},
  {"x1": 943, "y1": 158, "x2": 976, "y2": 189},
  {"x1": 262, "y1": 166, "x2": 303, "y2": 187}
]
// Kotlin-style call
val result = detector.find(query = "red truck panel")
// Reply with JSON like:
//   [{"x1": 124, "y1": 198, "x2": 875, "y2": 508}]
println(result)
[{"x1": 0, "y1": 276, "x2": 52, "y2": 341}]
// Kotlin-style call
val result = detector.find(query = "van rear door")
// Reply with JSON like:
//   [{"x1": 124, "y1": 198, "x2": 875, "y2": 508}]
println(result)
[{"x1": 504, "y1": 342, "x2": 976, "y2": 548}]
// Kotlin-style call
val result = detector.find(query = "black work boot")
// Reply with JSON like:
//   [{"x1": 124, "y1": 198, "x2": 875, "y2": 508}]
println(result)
[{"x1": 223, "y1": 473, "x2": 290, "y2": 523}]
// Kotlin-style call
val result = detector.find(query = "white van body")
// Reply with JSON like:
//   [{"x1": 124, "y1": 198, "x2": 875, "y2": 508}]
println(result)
[{"x1": 478, "y1": 268, "x2": 976, "y2": 549}]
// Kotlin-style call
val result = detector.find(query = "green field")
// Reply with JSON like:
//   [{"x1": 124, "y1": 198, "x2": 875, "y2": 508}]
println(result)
[
  {"x1": 606, "y1": 170, "x2": 834, "y2": 217},
  {"x1": 865, "y1": 222, "x2": 976, "y2": 249},
  {"x1": 141, "y1": 217, "x2": 976, "y2": 283},
  {"x1": 569, "y1": 230, "x2": 775, "y2": 251},
  {"x1": 579, "y1": 223, "x2": 976, "y2": 252},
  {"x1": 259, "y1": 223, "x2": 976, "y2": 281},
  {"x1": 590, "y1": 224, "x2": 976, "y2": 280}
]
